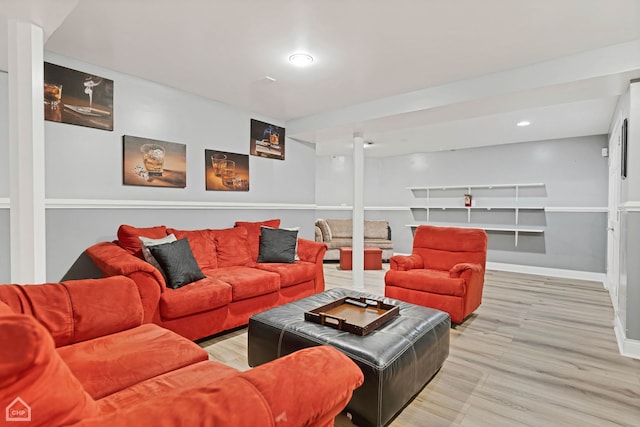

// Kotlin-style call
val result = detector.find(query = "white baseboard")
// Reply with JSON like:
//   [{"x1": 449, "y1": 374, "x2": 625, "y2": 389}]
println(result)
[
  {"x1": 615, "y1": 315, "x2": 640, "y2": 360},
  {"x1": 486, "y1": 262, "x2": 606, "y2": 283}
]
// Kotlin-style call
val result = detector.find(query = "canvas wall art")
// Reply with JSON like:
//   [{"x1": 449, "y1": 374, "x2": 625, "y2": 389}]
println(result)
[
  {"x1": 250, "y1": 119, "x2": 285, "y2": 160},
  {"x1": 44, "y1": 62, "x2": 114, "y2": 131},
  {"x1": 205, "y1": 149, "x2": 249, "y2": 191},
  {"x1": 123, "y1": 135, "x2": 186, "y2": 188}
]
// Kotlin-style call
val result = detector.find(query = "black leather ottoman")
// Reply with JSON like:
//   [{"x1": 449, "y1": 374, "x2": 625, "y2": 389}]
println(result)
[{"x1": 248, "y1": 288, "x2": 450, "y2": 427}]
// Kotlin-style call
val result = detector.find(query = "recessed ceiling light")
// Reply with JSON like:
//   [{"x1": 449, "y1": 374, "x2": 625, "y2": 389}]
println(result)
[
  {"x1": 288, "y1": 53, "x2": 314, "y2": 67},
  {"x1": 517, "y1": 120, "x2": 531, "y2": 127}
]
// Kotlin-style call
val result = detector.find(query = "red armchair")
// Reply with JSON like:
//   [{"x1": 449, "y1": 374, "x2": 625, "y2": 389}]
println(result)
[{"x1": 384, "y1": 225, "x2": 488, "y2": 324}]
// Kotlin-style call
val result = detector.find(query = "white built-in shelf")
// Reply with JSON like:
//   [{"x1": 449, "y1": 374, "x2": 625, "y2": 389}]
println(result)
[
  {"x1": 407, "y1": 183, "x2": 545, "y2": 191},
  {"x1": 406, "y1": 182, "x2": 546, "y2": 246},
  {"x1": 410, "y1": 205, "x2": 545, "y2": 210},
  {"x1": 406, "y1": 223, "x2": 544, "y2": 233}
]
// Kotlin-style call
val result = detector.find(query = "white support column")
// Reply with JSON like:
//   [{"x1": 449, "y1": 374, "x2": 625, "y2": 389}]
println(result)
[
  {"x1": 352, "y1": 134, "x2": 365, "y2": 289},
  {"x1": 8, "y1": 21, "x2": 47, "y2": 283}
]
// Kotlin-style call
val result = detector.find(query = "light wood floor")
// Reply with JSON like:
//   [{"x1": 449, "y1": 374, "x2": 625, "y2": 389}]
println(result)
[{"x1": 199, "y1": 264, "x2": 640, "y2": 426}]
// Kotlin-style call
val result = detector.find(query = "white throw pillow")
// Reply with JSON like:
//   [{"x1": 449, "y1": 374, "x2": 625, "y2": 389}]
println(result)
[{"x1": 139, "y1": 234, "x2": 177, "y2": 277}]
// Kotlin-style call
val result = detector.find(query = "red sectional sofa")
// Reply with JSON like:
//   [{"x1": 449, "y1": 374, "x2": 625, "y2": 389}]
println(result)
[
  {"x1": 85, "y1": 220, "x2": 328, "y2": 340},
  {"x1": 0, "y1": 276, "x2": 364, "y2": 426}
]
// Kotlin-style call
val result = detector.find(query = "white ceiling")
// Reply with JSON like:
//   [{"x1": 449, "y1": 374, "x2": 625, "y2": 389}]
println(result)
[{"x1": 2, "y1": 0, "x2": 640, "y2": 156}]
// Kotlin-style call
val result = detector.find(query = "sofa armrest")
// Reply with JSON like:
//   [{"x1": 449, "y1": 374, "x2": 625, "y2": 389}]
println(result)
[
  {"x1": 450, "y1": 263, "x2": 486, "y2": 316},
  {"x1": 449, "y1": 262, "x2": 483, "y2": 278},
  {"x1": 315, "y1": 225, "x2": 323, "y2": 242},
  {"x1": 315, "y1": 218, "x2": 332, "y2": 242},
  {"x1": 297, "y1": 238, "x2": 327, "y2": 263},
  {"x1": 86, "y1": 242, "x2": 166, "y2": 289},
  {"x1": 86, "y1": 242, "x2": 166, "y2": 324},
  {"x1": 237, "y1": 346, "x2": 364, "y2": 427},
  {"x1": 389, "y1": 254, "x2": 424, "y2": 271}
]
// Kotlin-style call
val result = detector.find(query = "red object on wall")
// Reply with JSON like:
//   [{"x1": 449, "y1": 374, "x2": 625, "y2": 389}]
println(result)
[
  {"x1": 464, "y1": 194, "x2": 472, "y2": 207},
  {"x1": 339, "y1": 247, "x2": 383, "y2": 270}
]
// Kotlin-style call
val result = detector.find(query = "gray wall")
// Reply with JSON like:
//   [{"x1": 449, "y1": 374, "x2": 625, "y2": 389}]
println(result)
[
  {"x1": 1, "y1": 53, "x2": 316, "y2": 282},
  {"x1": 316, "y1": 136, "x2": 609, "y2": 272}
]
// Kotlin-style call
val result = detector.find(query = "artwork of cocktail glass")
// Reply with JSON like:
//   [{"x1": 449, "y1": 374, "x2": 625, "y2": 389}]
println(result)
[
  {"x1": 141, "y1": 144, "x2": 166, "y2": 177},
  {"x1": 250, "y1": 119, "x2": 285, "y2": 160},
  {"x1": 44, "y1": 62, "x2": 114, "y2": 131},
  {"x1": 44, "y1": 83, "x2": 63, "y2": 110},
  {"x1": 221, "y1": 160, "x2": 236, "y2": 187},
  {"x1": 205, "y1": 149, "x2": 249, "y2": 191},
  {"x1": 123, "y1": 136, "x2": 186, "y2": 188},
  {"x1": 211, "y1": 153, "x2": 227, "y2": 177}
]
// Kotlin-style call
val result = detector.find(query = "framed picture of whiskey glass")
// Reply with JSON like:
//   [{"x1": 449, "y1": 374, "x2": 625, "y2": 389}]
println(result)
[
  {"x1": 249, "y1": 119, "x2": 285, "y2": 160},
  {"x1": 123, "y1": 135, "x2": 186, "y2": 188},
  {"x1": 44, "y1": 62, "x2": 114, "y2": 131},
  {"x1": 205, "y1": 149, "x2": 249, "y2": 191}
]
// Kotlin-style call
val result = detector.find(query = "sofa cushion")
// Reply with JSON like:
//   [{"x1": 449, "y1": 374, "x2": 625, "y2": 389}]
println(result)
[
  {"x1": 206, "y1": 266, "x2": 280, "y2": 301},
  {"x1": 213, "y1": 227, "x2": 254, "y2": 267},
  {"x1": 364, "y1": 220, "x2": 390, "y2": 239},
  {"x1": 326, "y1": 219, "x2": 352, "y2": 238},
  {"x1": 97, "y1": 360, "x2": 238, "y2": 411},
  {"x1": 385, "y1": 269, "x2": 466, "y2": 296},
  {"x1": 255, "y1": 261, "x2": 316, "y2": 288},
  {"x1": 325, "y1": 238, "x2": 352, "y2": 250},
  {"x1": 235, "y1": 219, "x2": 281, "y2": 261},
  {"x1": 363, "y1": 239, "x2": 395, "y2": 249},
  {"x1": 87, "y1": 374, "x2": 275, "y2": 427},
  {"x1": 167, "y1": 228, "x2": 218, "y2": 270},
  {"x1": 149, "y1": 239, "x2": 206, "y2": 289},
  {"x1": 257, "y1": 226, "x2": 298, "y2": 263},
  {"x1": 325, "y1": 238, "x2": 394, "y2": 250},
  {"x1": 57, "y1": 323, "x2": 208, "y2": 399},
  {"x1": 413, "y1": 225, "x2": 487, "y2": 271},
  {"x1": 117, "y1": 224, "x2": 168, "y2": 258},
  {"x1": 0, "y1": 314, "x2": 98, "y2": 426},
  {"x1": 159, "y1": 277, "x2": 232, "y2": 319},
  {"x1": 0, "y1": 277, "x2": 144, "y2": 347}
]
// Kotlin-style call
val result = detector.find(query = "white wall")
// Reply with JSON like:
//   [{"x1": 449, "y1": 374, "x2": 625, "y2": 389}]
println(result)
[
  {"x1": 0, "y1": 53, "x2": 317, "y2": 281},
  {"x1": 619, "y1": 80, "x2": 640, "y2": 343},
  {"x1": 316, "y1": 136, "x2": 609, "y2": 273}
]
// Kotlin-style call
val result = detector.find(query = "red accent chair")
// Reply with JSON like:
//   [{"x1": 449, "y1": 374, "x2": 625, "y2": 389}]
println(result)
[{"x1": 384, "y1": 225, "x2": 488, "y2": 324}]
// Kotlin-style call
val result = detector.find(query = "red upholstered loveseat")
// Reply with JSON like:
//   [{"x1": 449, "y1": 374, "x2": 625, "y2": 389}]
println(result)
[
  {"x1": 0, "y1": 276, "x2": 363, "y2": 427},
  {"x1": 86, "y1": 220, "x2": 327, "y2": 340}
]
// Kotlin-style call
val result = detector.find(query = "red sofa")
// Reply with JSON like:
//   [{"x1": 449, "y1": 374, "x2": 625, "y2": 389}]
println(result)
[
  {"x1": 0, "y1": 276, "x2": 364, "y2": 427},
  {"x1": 86, "y1": 220, "x2": 328, "y2": 340}
]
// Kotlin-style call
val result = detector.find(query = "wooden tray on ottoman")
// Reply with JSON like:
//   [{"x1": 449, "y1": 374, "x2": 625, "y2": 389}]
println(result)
[{"x1": 304, "y1": 296, "x2": 399, "y2": 336}]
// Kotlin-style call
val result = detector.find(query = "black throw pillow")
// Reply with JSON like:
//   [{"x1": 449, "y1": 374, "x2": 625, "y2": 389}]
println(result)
[
  {"x1": 148, "y1": 238, "x2": 206, "y2": 289},
  {"x1": 257, "y1": 226, "x2": 298, "y2": 263}
]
